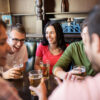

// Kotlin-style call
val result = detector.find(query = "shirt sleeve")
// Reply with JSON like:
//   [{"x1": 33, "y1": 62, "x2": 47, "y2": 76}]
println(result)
[
  {"x1": 48, "y1": 75, "x2": 99, "y2": 100},
  {"x1": 53, "y1": 43, "x2": 73, "y2": 73},
  {"x1": 36, "y1": 43, "x2": 43, "y2": 57}
]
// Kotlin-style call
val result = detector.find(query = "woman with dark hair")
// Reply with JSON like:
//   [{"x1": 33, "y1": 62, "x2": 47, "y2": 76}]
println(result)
[{"x1": 34, "y1": 21, "x2": 67, "y2": 74}]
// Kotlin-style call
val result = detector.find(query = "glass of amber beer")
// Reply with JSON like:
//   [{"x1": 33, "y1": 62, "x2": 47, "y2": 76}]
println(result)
[
  {"x1": 40, "y1": 60, "x2": 50, "y2": 79},
  {"x1": 72, "y1": 65, "x2": 86, "y2": 76},
  {"x1": 29, "y1": 70, "x2": 42, "y2": 96}
]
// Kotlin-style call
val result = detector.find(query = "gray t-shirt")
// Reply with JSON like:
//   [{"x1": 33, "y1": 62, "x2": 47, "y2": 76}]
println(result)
[{"x1": 5, "y1": 44, "x2": 28, "y2": 70}]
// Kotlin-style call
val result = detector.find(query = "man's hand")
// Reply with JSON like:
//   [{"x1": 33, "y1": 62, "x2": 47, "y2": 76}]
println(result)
[
  {"x1": 29, "y1": 78, "x2": 47, "y2": 100},
  {"x1": 55, "y1": 70, "x2": 85, "y2": 85},
  {"x1": 69, "y1": 68, "x2": 85, "y2": 80},
  {"x1": 3, "y1": 67, "x2": 22, "y2": 79}
]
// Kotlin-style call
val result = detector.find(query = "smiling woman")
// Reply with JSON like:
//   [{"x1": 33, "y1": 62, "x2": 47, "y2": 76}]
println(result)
[
  {"x1": 34, "y1": 21, "x2": 67, "y2": 74},
  {"x1": 45, "y1": 26, "x2": 57, "y2": 45}
]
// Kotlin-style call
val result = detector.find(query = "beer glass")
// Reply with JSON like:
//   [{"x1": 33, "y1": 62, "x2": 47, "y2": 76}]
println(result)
[
  {"x1": 13, "y1": 60, "x2": 24, "y2": 78},
  {"x1": 40, "y1": 60, "x2": 50, "y2": 79},
  {"x1": 72, "y1": 65, "x2": 86, "y2": 76},
  {"x1": 46, "y1": 60, "x2": 50, "y2": 79},
  {"x1": 29, "y1": 70, "x2": 42, "y2": 96}
]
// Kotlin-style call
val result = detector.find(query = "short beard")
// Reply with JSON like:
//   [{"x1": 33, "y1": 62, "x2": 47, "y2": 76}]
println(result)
[{"x1": 92, "y1": 61, "x2": 100, "y2": 73}]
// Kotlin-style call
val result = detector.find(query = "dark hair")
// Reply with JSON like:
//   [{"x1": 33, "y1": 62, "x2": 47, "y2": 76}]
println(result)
[
  {"x1": 42, "y1": 21, "x2": 66, "y2": 51},
  {"x1": 8, "y1": 23, "x2": 26, "y2": 36},
  {"x1": 0, "y1": 19, "x2": 7, "y2": 29},
  {"x1": 81, "y1": 18, "x2": 88, "y2": 30},
  {"x1": 88, "y1": 5, "x2": 100, "y2": 37}
]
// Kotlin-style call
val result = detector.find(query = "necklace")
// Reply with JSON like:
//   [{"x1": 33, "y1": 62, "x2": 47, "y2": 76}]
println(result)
[{"x1": 49, "y1": 46, "x2": 62, "y2": 55}]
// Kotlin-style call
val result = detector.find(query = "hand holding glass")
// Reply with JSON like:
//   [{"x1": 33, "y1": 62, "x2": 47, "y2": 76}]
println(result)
[
  {"x1": 72, "y1": 65, "x2": 86, "y2": 76},
  {"x1": 29, "y1": 70, "x2": 43, "y2": 96},
  {"x1": 13, "y1": 60, "x2": 24, "y2": 78}
]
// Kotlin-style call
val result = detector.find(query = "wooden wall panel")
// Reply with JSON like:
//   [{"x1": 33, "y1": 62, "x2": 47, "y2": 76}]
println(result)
[
  {"x1": 0, "y1": 0, "x2": 9, "y2": 13},
  {"x1": 45, "y1": 0, "x2": 99, "y2": 12},
  {"x1": 10, "y1": 0, "x2": 36, "y2": 14},
  {"x1": 69, "y1": 0, "x2": 99, "y2": 12}
]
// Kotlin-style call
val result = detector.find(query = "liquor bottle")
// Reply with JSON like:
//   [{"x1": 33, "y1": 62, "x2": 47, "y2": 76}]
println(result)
[
  {"x1": 61, "y1": 0, "x2": 65, "y2": 12},
  {"x1": 61, "y1": 0, "x2": 69, "y2": 12}
]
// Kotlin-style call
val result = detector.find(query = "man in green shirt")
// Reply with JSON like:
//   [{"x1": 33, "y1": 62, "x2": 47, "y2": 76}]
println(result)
[{"x1": 53, "y1": 20, "x2": 96, "y2": 80}]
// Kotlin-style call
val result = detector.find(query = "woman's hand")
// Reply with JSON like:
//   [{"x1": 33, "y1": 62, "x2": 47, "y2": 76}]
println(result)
[
  {"x1": 3, "y1": 67, "x2": 22, "y2": 79},
  {"x1": 29, "y1": 78, "x2": 47, "y2": 100}
]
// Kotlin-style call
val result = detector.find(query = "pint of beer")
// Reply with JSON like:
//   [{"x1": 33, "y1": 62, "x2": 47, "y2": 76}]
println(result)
[
  {"x1": 13, "y1": 60, "x2": 24, "y2": 78},
  {"x1": 72, "y1": 66, "x2": 86, "y2": 76},
  {"x1": 29, "y1": 70, "x2": 42, "y2": 96},
  {"x1": 40, "y1": 60, "x2": 50, "y2": 79}
]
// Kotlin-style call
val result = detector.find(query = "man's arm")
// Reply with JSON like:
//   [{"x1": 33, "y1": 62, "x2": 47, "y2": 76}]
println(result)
[
  {"x1": 53, "y1": 67, "x2": 67, "y2": 80},
  {"x1": 52, "y1": 44, "x2": 73, "y2": 79},
  {"x1": 48, "y1": 75, "x2": 97, "y2": 100}
]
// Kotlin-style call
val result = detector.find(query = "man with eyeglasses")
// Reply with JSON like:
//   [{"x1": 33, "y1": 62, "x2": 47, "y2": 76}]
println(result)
[{"x1": 3, "y1": 24, "x2": 28, "y2": 79}]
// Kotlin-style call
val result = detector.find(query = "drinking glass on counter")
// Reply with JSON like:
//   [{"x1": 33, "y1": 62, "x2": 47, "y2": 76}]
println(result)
[
  {"x1": 72, "y1": 65, "x2": 86, "y2": 76},
  {"x1": 40, "y1": 60, "x2": 50, "y2": 79},
  {"x1": 29, "y1": 70, "x2": 43, "y2": 96}
]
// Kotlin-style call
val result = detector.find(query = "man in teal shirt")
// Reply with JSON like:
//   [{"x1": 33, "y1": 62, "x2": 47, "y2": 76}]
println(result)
[{"x1": 53, "y1": 20, "x2": 96, "y2": 79}]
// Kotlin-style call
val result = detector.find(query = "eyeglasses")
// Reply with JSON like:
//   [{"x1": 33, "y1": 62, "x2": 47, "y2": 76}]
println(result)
[{"x1": 12, "y1": 38, "x2": 25, "y2": 43}]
